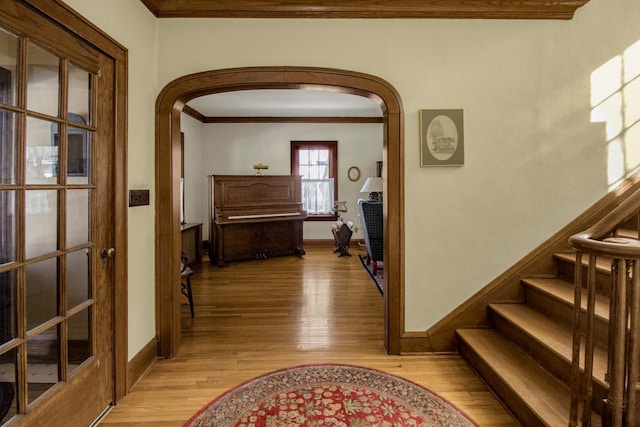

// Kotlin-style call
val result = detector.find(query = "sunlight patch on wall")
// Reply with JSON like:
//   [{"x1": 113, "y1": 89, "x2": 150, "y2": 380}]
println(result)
[{"x1": 591, "y1": 40, "x2": 640, "y2": 189}]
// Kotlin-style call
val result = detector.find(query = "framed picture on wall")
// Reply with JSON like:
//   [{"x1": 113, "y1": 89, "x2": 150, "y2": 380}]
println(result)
[{"x1": 419, "y1": 109, "x2": 464, "y2": 167}]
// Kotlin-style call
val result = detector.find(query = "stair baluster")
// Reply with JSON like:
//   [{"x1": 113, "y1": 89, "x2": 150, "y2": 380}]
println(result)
[
  {"x1": 569, "y1": 189, "x2": 640, "y2": 427},
  {"x1": 628, "y1": 261, "x2": 640, "y2": 427},
  {"x1": 569, "y1": 252, "x2": 598, "y2": 427},
  {"x1": 569, "y1": 250, "x2": 585, "y2": 427}
]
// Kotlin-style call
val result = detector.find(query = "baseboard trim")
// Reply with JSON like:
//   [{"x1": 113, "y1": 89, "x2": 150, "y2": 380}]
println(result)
[
  {"x1": 399, "y1": 331, "x2": 435, "y2": 354},
  {"x1": 304, "y1": 239, "x2": 334, "y2": 247},
  {"x1": 127, "y1": 338, "x2": 157, "y2": 391}
]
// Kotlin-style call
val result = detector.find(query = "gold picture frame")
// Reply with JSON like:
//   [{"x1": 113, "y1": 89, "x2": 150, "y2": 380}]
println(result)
[
  {"x1": 419, "y1": 109, "x2": 464, "y2": 167},
  {"x1": 347, "y1": 166, "x2": 360, "y2": 181}
]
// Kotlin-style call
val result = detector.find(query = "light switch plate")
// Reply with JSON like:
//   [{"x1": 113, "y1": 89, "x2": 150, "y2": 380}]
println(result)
[{"x1": 129, "y1": 189, "x2": 150, "y2": 207}]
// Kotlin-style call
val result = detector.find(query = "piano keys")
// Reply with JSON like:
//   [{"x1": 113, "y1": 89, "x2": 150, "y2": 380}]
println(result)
[{"x1": 209, "y1": 175, "x2": 307, "y2": 266}]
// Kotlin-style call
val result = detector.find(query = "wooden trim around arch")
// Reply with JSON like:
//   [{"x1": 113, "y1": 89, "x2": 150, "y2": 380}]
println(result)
[{"x1": 155, "y1": 66, "x2": 407, "y2": 357}]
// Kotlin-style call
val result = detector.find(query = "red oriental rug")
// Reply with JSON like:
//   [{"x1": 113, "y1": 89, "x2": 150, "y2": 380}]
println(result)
[{"x1": 184, "y1": 364, "x2": 477, "y2": 426}]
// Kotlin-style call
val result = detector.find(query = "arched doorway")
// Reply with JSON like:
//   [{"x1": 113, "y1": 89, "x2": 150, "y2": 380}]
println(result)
[{"x1": 155, "y1": 67, "x2": 404, "y2": 357}]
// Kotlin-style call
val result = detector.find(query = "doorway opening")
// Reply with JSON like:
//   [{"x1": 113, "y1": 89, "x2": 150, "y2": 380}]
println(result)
[{"x1": 155, "y1": 67, "x2": 405, "y2": 357}]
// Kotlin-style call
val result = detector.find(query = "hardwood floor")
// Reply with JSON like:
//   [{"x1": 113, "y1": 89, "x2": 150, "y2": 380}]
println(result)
[{"x1": 99, "y1": 246, "x2": 517, "y2": 426}]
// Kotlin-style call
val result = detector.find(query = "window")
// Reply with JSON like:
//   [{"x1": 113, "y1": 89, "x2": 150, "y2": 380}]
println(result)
[{"x1": 291, "y1": 141, "x2": 338, "y2": 220}]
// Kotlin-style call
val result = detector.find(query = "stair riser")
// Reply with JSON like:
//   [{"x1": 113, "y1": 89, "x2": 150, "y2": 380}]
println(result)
[
  {"x1": 523, "y1": 285, "x2": 609, "y2": 348},
  {"x1": 556, "y1": 258, "x2": 612, "y2": 298},
  {"x1": 458, "y1": 336, "x2": 547, "y2": 427},
  {"x1": 490, "y1": 309, "x2": 607, "y2": 415}
]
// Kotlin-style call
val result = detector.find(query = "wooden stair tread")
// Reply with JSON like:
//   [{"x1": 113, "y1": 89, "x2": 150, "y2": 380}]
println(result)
[
  {"x1": 489, "y1": 303, "x2": 607, "y2": 383},
  {"x1": 455, "y1": 226, "x2": 639, "y2": 425},
  {"x1": 554, "y1": 252, "x2": 614, "y2": 273},
  {"x1": 616, "y1": 228, "x2": 639, "y2": 239},
  {"x1": 522, "y1": 277, "x2": 610, "y2": 321},
  {"x1": 457, "y1": 328, "x2": 601, "y2": 425}
]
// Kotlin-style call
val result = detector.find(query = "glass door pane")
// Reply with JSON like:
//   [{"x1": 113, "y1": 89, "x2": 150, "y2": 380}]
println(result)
[
  {"x1": 68, "y1": 63, "x2": 91, "y2": 125},
  {"x1": 27, "y1": 43, "x2": 59, "y2": 118},
  {"x1": 0, "y1": 191, "x2": 15, "y2": 265},
  {"x1": 67, "y1": 309, "x2": 90, "y2": 376},
  {"x1": 66, "y1": 249, "x2": 89, "y2": 309},
  {"x1": 0, "y1": 18, "x2": 100, "y2": 423},
  {"x1": 0, "y1": 29, "x2": 18, "y2": 107},
  {"x1": 0, "y1": 270, "x2": 16, "y2": 343},
  {"x1": 25, "y1": 190, "x2": 58, "y2": 259},
  {"x1": 0, "y1": 348, "x2": 18, "y2": 423},
  {"x1": 66, "y1": 190, "x2": 90, "y2": 248},
  {"x1": 26, "y1": 326, "x2": 59, "y2": 404},
  {"x1": 25, "y1": 258, "x2": 58, "y2": 331},
  {"x1": 26, "y1": 117, "x2": 59, "y2": 185},
  {"x1": 0, "y1": 111, "x2": 16, "y2": 185},
  {"x1": 67, "y1": 124, "x2": 89, "y2": 183}
]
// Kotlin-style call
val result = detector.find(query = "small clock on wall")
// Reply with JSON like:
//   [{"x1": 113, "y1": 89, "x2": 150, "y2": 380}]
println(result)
[{"x1": 347, "y1": 166, "x2": 360, "y2": 182}]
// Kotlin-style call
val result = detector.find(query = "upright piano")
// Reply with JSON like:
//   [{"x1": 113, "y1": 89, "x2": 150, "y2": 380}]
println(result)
[{"x1": 209, "y1": 175, "x2": 307, "y2": 266}]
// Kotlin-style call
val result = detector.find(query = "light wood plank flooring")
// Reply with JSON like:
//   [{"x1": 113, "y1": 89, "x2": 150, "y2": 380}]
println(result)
[{"x1": 99, "y1": 246, "x2": 517, "y2": 426}]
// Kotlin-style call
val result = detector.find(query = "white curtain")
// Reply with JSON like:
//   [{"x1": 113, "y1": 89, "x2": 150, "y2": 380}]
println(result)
[{"x1": 301, "y1": 178, "x2": 334, "y2": 214}]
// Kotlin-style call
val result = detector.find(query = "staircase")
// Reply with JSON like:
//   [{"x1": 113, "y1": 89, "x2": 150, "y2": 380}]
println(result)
[{"x1": 456, "y1": 211, "x2": 640, "y2": 425}]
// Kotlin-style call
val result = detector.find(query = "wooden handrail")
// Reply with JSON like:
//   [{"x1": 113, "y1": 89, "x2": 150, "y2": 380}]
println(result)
[
  {"x1": 569, "y1": 235, "x2": 640, "y2": 258},
  {"x1": 568, "y1": 188, "x2": 640, "y2": 427},
  {"x1": 570, "y1": 188, "x2": 640, "y2": 243}
]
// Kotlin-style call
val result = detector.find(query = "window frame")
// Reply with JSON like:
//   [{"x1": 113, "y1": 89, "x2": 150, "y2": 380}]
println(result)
[{"x1": 290, "y1": 140, "x2": 338, "y2": 221}]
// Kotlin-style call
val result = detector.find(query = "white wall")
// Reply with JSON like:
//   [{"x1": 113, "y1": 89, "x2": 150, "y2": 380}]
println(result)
[
  {"x1": 155, "y1": 0, "x2": 640, "y2": 331},
  {"x1": 62, "y1": 0, "x2": 640, "y2": 352},
  {"x1": 61, "y1": 0, "x2": 158, "y2": 359},
  {"x1": 182, "y1": 121, "x2": 383, "y2": 240}
]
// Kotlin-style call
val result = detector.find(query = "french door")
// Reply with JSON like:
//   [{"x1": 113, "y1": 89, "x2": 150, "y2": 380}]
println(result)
[{"x1": 0, "y1": 2, "x2": 116, "y2": 425}]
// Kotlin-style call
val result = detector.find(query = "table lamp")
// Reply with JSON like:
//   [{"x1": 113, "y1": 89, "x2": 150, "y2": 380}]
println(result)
[{"x1": 360, "y1": 177, "x2": 383, "y2": 202}]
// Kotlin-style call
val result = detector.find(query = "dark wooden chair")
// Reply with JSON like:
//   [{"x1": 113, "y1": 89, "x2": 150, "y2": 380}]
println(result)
[
  {"x1": 180, "y1": 252, "x2": 194, "y2": 317},
  {"x1": 358, "y1": 199, "x2": 383, "y2": 275}
]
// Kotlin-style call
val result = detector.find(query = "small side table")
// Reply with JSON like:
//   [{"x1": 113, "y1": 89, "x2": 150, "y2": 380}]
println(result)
[
  {"x1": 180, "y1": 222, "x2": 203, "y2": 265},
  {"x1": 332, "y1": 223, "x2": 353, "y2": 257}
]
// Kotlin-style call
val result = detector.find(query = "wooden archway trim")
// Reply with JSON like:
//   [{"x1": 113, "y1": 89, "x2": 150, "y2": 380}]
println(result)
[{"x1": 155, "y1": 66, "x2": 405, "y2": 357}]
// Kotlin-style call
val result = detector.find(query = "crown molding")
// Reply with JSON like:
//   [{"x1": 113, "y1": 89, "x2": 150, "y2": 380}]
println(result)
[
  {"x1": 140, "y1": 0, "x2": 590, "y2": 20},
  {"x1": 182, "y1": 105, "x2": 383, "y2": 124}
]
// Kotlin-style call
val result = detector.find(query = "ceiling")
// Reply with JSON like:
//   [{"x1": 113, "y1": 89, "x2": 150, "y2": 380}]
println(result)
[
  {"x1": 187, "y1": 90, "x2": 382, "y2": 118},
  {"x1": 146, "y1": 0, "x2": 591, "y2": 119},
  {"x1": 140, "y1": 0, "x2": 590, "y2": 20}
]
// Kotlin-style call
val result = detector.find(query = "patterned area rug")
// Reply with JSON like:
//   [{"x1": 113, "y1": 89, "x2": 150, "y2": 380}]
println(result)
[
  {"x1": 185, "y1": 364, "x2": 477, "y2": 426},
  {"x1": 359, "y1": 254, "x2": 383, "y2": 295}
]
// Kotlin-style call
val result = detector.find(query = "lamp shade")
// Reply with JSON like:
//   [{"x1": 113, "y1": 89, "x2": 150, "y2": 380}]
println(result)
[{"x1": 360, "y1": 177, "x2": 383, "y2": 193}]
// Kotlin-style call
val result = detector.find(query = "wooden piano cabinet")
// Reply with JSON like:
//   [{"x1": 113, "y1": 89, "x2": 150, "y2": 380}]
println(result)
[
  {"x1": 215, "y1": 217, "x2": 305, "y2": 264},
  {"x1": 209, "y1": 175, "x2": 307, "y2": 266}
]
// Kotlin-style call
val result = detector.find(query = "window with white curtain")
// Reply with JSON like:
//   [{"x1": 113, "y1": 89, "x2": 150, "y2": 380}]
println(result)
[{"x1": 291, "y1": 141, "x2": 337, "y2": 220}]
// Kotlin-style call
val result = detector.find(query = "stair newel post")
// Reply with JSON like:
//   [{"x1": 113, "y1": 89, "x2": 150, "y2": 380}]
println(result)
[
  {"x1": 604, "y1": 258, "x2": 628, "y2": 427},
  {"x1": 581, "y1": 254, "x2": 598, "y2": 427},
  {"x1": 626, "y1": 260, "x2": 640, "y2": 427},
  {"x1": 569, "y1": 250, "x2": 584, "y2": 427}
]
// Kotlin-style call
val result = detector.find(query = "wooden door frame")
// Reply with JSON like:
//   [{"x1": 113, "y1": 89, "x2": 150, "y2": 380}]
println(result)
[
  {"x1": 20, "y1": 0, "x2": 129, "y2": 402},
  {"x1": 155, "y1": 66, "x2": 407, "y2": 357}
]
